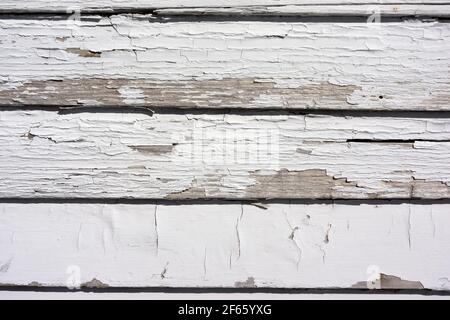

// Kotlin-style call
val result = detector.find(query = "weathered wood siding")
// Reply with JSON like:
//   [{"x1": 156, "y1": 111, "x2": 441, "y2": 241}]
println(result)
[
  {"x1": 1, "y1": 1, "x2": 449, "y2": 12},
  {"x1": 1, "y1": 111, "x2": 450, "y2": 199},
  {"x1": 155, "y1": 5, "x2": 450, "y2": 17},
  {"x1": 1, "y1": 203, "x2": 449, "y2": 290},
  {"x1": 0, "y1": 17, "x2": 449, "y2": 111},
  {"x1": 0, "y1": 1, "x2": 449, "y2": 293}
]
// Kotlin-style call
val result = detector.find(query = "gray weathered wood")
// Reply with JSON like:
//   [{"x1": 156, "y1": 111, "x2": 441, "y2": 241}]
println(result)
[
  {"x1": 1, "y1": 110, "x2": 450, "y2": 199},
  {"x1": 0, "y1": 17, "x2": 449, "y2": 111}
]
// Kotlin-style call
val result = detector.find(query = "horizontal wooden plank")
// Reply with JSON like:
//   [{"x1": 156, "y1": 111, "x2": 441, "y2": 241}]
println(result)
[
  {"x1": 1, "y1": 4, "x2": 450, "y2": 17},
  {"x1": 1, "y1": 110, "x2": 450, "y2": 199},
  {"x1": 0, "y1": 202, "x2": 449, "y2": 290},
  {"x1": 155, "y1": 5, "x2": 450, "y2": 17},
  {"x1": 0, "y1": 17, "x2": 449, "y2": 111},
  {"x1": 0, "y1": 1, "x2": 448, "y2": 13}
]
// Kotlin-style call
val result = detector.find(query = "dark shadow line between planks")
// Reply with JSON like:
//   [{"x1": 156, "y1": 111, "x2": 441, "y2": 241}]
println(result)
[
  {"x1": 0, "y1": 285, "x2": 448, "y2": 295},
  {"x1": 346, "y1": 138, "x2": 450, "y2": 143},
  {"x1": 1, "y1": 198, "x2": 450, "y2": 205},
  {"x1": 0, "y1": 12, "x2": 449, "y2": 23},
  {"x1": 4, "y1": 105, "x2": 450, "y2": 119}
]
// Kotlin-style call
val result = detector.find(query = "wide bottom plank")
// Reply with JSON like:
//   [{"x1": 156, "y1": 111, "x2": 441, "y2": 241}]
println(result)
[{"x1": 0, "y1": 202, "x2": 449, "y2": 290}]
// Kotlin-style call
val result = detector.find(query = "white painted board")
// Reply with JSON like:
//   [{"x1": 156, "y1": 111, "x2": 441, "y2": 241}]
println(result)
[
  {"x1": 0, "y1": 203, "x2": 449, "y2": 290},
  {"x1": 0, "y1": 18, "x2": 449, "y2": 111},
  {"x1": 1, "y1": 111, "x2": 450, "y2": 199},
  {"x1": 0, "y1": 1, "x2": 449, "y2": 13}
]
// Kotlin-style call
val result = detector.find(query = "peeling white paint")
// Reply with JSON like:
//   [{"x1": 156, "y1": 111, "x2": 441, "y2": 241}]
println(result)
[
  {"x1": 0, "y1": 2, "x2": 449, "y2": 293},
  {"x1": 0, "y1": 110, "x2": 449, "y2": 199},
  {"x1": 0, "y1": 18, "x2": 449, "y2": 110},
  {"x1": 0, "y1": 1, "x2": 448, "y2": 12},
  {"x1": 0, "y1": 203, "x2": 448, "y2": 290}
]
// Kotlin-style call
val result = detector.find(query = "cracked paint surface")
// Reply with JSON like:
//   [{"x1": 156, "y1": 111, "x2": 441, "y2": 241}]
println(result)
[
  {"x1": 0, "y1": 2, "x2": 449, "y2": 293},
  {"x1": 0, "y1": 202, "x2": 449, "y2": 289},
  {"x1": 0, "y1": 17, "x2": 449, "y2": 110},
  {"x1": 1, "y1": 111, "x2": 450, "y2": 199}
]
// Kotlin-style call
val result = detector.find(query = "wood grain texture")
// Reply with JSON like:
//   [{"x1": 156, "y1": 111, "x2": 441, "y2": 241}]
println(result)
[
  {"x1": 0, "y1": 17, "x2": 449, "y2": 111},
  {"x1": 0, "y1": 202, "x2": 449, "y2": 290},
  {"x1": 0, "y1": 2, "x2": 449, "y2": 294},
  {"x1": 1, "y1": 110, "x2": 450, "y2": 199}
]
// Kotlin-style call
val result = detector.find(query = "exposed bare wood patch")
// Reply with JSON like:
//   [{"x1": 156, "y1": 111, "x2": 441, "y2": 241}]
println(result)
[
  {"x1": 81, "y1": 278, "x2": 110, "y2": 289},
  {"x1": 235, "y1": 277, "x2": 257, "y2": 288},
  {"x1": 65, "y1": 48, "x2": 101, "y2": 58},
  {"x1": 378, "y1": 178, "x2": 450, "y2": 199},
  {"x1": 0, "y1": 78, "x2": 360, "y2": 110},
  {"x1": 352, "y1": 274, "x2": 425, "y2": 289},
  {"x1": 245, "y1": 169, "x2": 357, "y2": 199}
]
